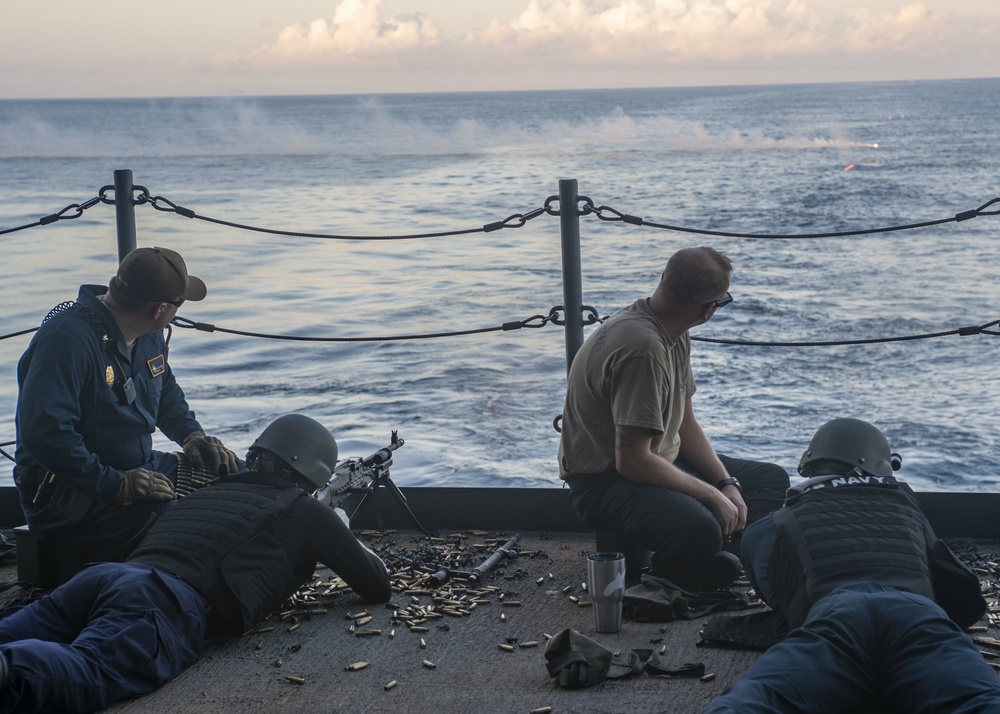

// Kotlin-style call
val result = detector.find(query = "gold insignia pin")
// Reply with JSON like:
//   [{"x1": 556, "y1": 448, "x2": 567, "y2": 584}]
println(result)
[{"x1": 105, "y1": 365, "x2": 115, "y2": 388}]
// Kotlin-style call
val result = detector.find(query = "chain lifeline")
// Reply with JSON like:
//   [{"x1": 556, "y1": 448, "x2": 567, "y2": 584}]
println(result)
[
  {"x1": 6, "y1": 185, "x2": 998, "y2": 241},
  {"x1": 0, "y1": 196, "x2": 103, "y2": 236},
  {"x1": 585, "y1": 197, "x2": 1000, "y2": 239},
  {"x1": 168, "y1": 305, "x2": 603, "y2": 343},
  {"x1": 2, "y1": 187, "x2": 998, "y2": 346},
  {"x1": 138, "y1": 187, "x2": 550, "y2": 241},
  {"x1": 692, "y1": 319, "x2": 1000, "y2": 347},
  {"x1": 1, "y1": 301, "x2": 996, "y2": 347}
]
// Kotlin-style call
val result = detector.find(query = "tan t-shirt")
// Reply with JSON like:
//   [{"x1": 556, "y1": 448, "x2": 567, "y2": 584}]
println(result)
[{"x1": 558, "y1": 298, "x2": 695, "y2": 477}]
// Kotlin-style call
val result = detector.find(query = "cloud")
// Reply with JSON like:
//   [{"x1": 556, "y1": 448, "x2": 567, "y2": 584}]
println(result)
[
  {"x1": 464, "y1": 0, "x2": 957, "y2": 63},
  {"x1": 836, "y1": 3, "x2": 939, "y2": 52},
  {"x1": 213, "y1": 0, "x2": 440, "y2": 70},
  {"x1": 212, "y1": 0, "x2": 998, "y2": 78}
]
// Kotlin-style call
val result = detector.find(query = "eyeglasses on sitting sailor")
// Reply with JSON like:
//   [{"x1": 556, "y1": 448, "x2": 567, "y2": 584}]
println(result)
[{"x1": 707, "y1": 291, "x2": 733, "y2": 309}]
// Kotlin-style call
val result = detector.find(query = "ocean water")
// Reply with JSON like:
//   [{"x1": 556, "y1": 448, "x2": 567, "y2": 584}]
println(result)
[{"x1": 1, "y1": 79, "x2": 998, "y2": 492}]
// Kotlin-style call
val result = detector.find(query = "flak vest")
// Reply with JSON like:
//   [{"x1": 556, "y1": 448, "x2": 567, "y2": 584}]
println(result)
[
  {"x1": 768, "y1": 479, "x2": 935, "y2": 628},
  {"x1": 128, "y1": 473, "x2": 303, "y2": 636}
]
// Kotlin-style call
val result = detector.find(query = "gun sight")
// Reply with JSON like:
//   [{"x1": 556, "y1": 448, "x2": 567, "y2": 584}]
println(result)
[{"x1": 362, "y1": 430, "x2": 404, "y2": 468}]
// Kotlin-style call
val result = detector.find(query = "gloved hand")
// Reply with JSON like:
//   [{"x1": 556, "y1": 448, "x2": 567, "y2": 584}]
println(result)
[
  {"x1": 116, "y1": 468, "x2": 176, "y2": 505},
  {"x1": 183, "y1": 431, "x2": 240, "y2": 477}
]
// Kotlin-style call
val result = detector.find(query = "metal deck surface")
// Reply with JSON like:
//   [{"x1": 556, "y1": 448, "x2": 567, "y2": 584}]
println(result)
[{"x1": 4, "y1": 531, "x2": 998, "y2": 714}]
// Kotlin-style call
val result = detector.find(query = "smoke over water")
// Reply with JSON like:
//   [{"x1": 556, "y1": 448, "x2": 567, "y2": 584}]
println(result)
[{"x1": 0, "y1": 94, "x2": 872, "y2": 162}]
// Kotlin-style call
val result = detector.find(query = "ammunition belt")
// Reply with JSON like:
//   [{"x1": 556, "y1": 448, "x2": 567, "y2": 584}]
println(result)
[{"x1": 173, "y1": 452, "x2": 218, "y2": 497}]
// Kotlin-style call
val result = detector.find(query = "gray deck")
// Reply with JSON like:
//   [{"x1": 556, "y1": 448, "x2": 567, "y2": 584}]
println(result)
[
  {"x1": 3, "y1": 531, "x2": 999, "y2": 713},
  {"x1": 0, "y1": 532, "x2": 752, "y2": 713},
  {"x1": 115, "y1": 531, "x2": 759, "y2": 714}
]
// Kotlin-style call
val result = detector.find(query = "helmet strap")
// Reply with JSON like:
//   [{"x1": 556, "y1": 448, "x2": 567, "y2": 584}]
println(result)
[{"x1": 246, "y1": 448, "x2": 316, "y2": 492}]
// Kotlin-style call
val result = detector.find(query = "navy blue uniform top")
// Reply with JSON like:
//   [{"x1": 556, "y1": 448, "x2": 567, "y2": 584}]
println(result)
[{"x1": 15, "y1": 285, "x2": 202, "y2": 526}]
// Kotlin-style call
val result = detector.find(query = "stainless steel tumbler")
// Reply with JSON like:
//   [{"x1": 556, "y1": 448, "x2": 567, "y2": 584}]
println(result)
[{"x1": 587, "y1": 551, "x2": 626, "y2": 633}]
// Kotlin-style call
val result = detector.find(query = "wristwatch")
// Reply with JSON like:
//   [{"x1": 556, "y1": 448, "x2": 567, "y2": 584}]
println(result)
[{"x1": 716, "y1": 477, "x2": 742, "y2": 492}]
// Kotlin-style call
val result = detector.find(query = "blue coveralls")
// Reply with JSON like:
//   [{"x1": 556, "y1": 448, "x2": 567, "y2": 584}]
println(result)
[
  {"x1": 706, "y1": 514, "x2": 1000, "y2": 713},
  {"x1": 0, "y1": 563, "x2": 210, "y2": 714},
  {"x1": 0, "y1": 472, "x2": 393, "y2": 714},
  {"x1": 14, "y1": 285, "x2": 202, "y2": 557}
]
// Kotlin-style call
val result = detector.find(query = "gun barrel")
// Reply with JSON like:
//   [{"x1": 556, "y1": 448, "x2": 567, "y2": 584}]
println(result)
[
  {"x1": 467, "y1": 533, "x2": 521, "y2": 584},
  {"x1": 364, "y1": 447, "x2": 393, "y2": 467},
  {"x1": 362, "y1": 434, "x2": 404, "y2": 467},
  {"x1": 427, "y1": 567, "x2": 451, "y2": 588}
]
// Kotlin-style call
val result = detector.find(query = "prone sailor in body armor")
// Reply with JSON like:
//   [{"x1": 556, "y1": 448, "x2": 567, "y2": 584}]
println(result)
[
  {"x1": 0, "y1": 414, "x2": 391, "y2": 714},
  {"x1": 706, "y1": 418, "x2": 1000, "y2": 714}
]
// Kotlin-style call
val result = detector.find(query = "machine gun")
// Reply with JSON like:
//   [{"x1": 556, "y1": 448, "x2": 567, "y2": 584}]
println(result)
[
  {"x1": 427, "y1": 533, "x2": 522, "y2": 587},
  {"x1": 314, "y1": 431, "x2": 435, "y2": 536}
]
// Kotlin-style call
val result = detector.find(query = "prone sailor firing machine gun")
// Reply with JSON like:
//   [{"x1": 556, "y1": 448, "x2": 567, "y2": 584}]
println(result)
[
  {"x1": 314, "y1": 430, "x2": 437, "y2": 536},
  {"x1": 314, "y1": 431, "x2": 521, "y2": 586}
]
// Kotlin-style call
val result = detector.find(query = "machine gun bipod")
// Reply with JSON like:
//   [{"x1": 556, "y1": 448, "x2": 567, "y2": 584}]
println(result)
[{"x1": 315, "y1": 430, "x2": 437, "y2": 536}]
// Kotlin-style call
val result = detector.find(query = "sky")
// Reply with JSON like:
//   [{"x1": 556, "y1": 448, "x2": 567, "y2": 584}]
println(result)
[{"x1": 1, "y1": 0, "x2": 998, "y2": 99}]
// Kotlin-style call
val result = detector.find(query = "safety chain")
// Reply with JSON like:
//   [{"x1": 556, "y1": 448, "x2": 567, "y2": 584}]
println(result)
[
  {"x1": 168, "y1": 305, "x2": 603, "y2": 342},
  {"x1": 585, "y1": 197, "x2": 1000, "y2": 239},
  {"x1": 0, "y1": 195, "x2": 103, "y2": 236},
  {"x1": 542, "y1": 305, "x2": 604, "y2": 327},
  {"x1": 692, "y1": 319, "x2": 1000, "y2": 347},
  {"x1": 131, "y1": 187, "x2": 549, "y2": 241},
  {"x1": 4, "y1": 186, "x2": 997, "y2": 242},
  {"x1": 2, "y1": 311, "x2": 996, "y2": 346}
]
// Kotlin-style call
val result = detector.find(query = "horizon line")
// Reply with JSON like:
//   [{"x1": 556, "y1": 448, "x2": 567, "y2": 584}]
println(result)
[{"x1": 2, "y1": 74, "x2": 998, "y2": 103}]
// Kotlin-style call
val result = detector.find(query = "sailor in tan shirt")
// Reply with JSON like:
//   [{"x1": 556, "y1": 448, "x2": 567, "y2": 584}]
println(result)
[{"x1": 559, "y1": 246, "x2": 788, "y2": 591}]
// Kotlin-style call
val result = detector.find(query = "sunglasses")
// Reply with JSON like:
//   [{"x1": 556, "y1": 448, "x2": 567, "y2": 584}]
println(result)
[{"x1": 708, "y1": 291, "x2": 734, "y2": 309}]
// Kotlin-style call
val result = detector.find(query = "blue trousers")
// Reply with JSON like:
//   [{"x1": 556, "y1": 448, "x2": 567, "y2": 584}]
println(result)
[
  {"x1": 738, "y1": 513, "x2": 778, "y2": 606},
  {"x1": 28, "y1": 450, "x2": 182, "y2": 566},
  {"x1": 0, "y1": 562, "x2": 210, "y2": 714},
  {"x1": 705, "y1": 582, "x2": 1000, "y2": 714}
]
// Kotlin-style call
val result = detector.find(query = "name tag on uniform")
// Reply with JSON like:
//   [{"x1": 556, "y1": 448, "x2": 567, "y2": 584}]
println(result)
[{"x1": 147, "y1": 354, "x2": 166, "y2": 377}]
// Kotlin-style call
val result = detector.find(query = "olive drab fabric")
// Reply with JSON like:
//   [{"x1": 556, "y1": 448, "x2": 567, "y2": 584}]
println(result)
[
  {"x1": 544, "y1": 628, "x2": 705, "y2": 688},
  {"x1": 623, "y1": 573, "x2": 750, "y2": 622}
]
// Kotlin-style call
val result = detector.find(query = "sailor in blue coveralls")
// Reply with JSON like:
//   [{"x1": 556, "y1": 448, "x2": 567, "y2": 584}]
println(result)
[
  {"x1": 13, "y1": 246, "x2": 239, "y2": 568},
  {"x1": 0, "y1": 414, "x2": 393, "y2": 714},
  {"x1": 706, "y1": 418, "x2": 1000, "y2": 714}
]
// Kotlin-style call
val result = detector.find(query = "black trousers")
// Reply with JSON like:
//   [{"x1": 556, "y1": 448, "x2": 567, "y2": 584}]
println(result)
[{"x1": 565, "y1": 455, "x2": 789, "y2": 589}]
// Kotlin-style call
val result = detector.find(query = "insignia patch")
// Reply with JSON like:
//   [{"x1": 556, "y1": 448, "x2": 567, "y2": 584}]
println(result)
[
  {"x1": 147, "y1": 354, "x2": 166, "y2": 377},
  {"x1": 105, "y1": 365, "x2": 115, "y2": 388}
]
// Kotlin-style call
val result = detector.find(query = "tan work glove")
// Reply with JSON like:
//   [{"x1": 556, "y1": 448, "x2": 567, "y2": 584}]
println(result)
[
  {"x1": 116, "y1": 468, "x2": 176, "y2": 505},
  {"x1": 183, "y1": 431, "x2": 240, "y2": 477}
]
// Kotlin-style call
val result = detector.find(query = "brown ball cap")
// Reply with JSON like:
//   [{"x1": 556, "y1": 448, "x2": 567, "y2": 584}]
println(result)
[{"x1": 113, "y1": 246, "x2": 207, "y2": 303}]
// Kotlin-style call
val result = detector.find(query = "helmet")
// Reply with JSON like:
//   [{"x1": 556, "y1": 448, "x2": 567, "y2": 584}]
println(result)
[
  {"x1": 798, "y1": 418, "x2": 900, "y2": 479},
  {"x1": 247, "y1": 414, "x2": 338, "y2": 489}
]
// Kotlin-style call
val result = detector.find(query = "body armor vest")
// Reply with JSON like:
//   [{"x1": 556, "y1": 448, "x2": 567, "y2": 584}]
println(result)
[
  {"x1": 128, "y1": 473, "x2": 303, "y2": 635},
  {"x1": 768, "y1": 480, "x2": 935, "y2": 628}
]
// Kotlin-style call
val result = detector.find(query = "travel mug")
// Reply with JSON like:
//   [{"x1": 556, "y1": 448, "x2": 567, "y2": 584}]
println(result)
[{"x1": 587, "y1": 551, "x2": 626, "y2": 633}]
